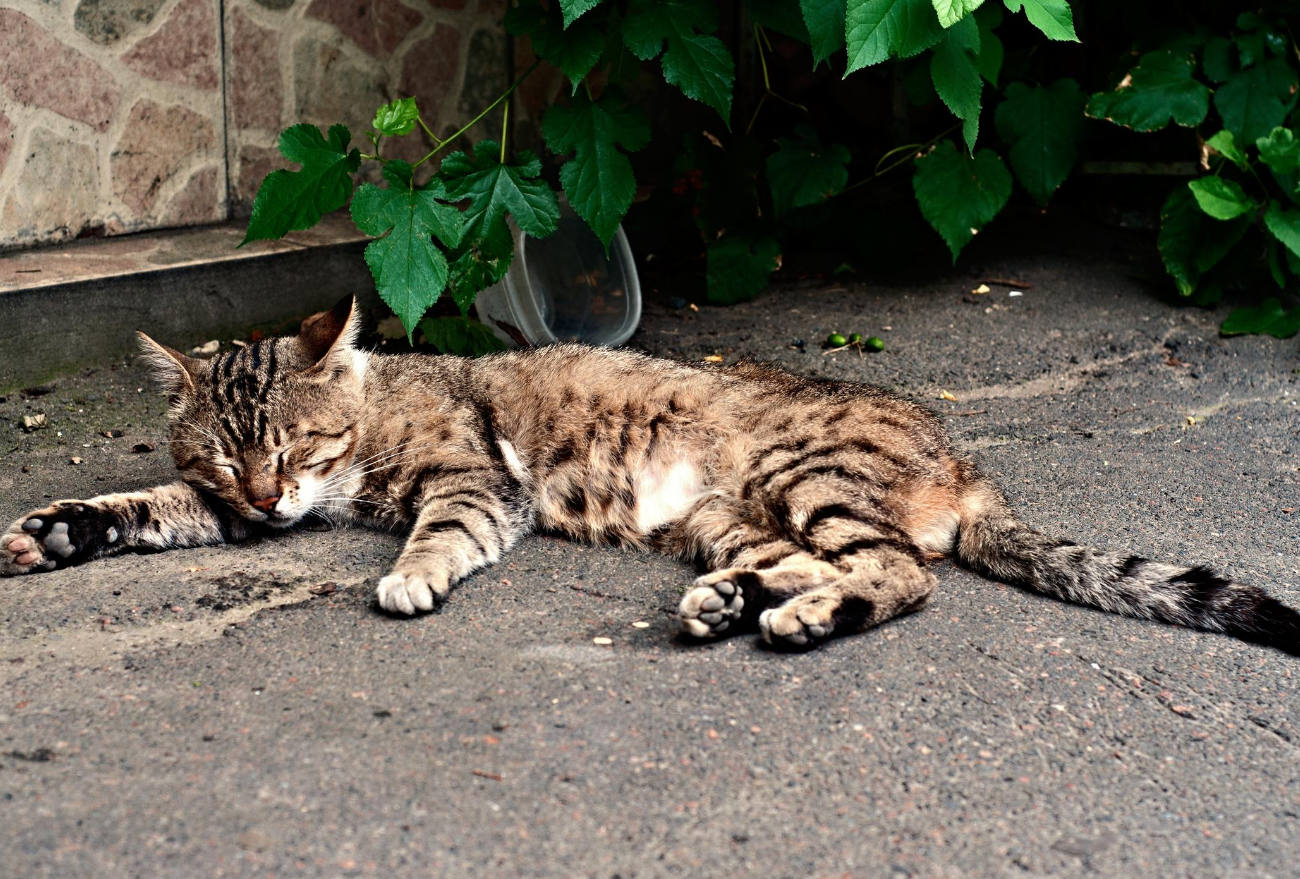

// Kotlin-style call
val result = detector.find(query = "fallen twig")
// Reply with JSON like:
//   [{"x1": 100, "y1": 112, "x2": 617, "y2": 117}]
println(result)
[
  {"x1": 472, "y1": 770, "x2": 502, "y2": 781},
  {"x1": 984, "y1": 277, "x2": 1033, "y2": 289}
]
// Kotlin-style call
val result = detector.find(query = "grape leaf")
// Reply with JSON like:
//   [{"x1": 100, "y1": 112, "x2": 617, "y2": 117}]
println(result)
[
  {"x1": 1002, "y1": 0, "x2": 1076, "y2": 41},
  {"x1": 1188, "y1": 177, "x2": 1256, "y2": 220},
  {"x1": 1220, "y1": 297, "x2": 1300, "y2": 338},
  {"x1": 243, "y1": 124, "x2": 360, "y2": 244},
  {"x1": 1085, "y1": 51, "x2": 1209, "y2": 132},
  {"x1": 1202, "y1": 37, "x2": 1233, "y2": 83},
  {"x1": 801, "y1": 0, "x2": 846, "y2": 67},
  {"x1": 995, "y1": 79, "x2": 1085, "y2": 205},
  {"x1": 930, "y1": 15, "x2": 982, "y2": 151},
  {"x1": 1258, "y1": 127, "x2": 1300, "y2": 174},
  {"x1": 1157, "y1": 186, "x2": 1250, "y2": 296},
  {"x1": 419, "y1": 316, "x2": 509, "y2": 356},
  {"x1": 441, "y1": 141, "x2": 561, "y2": 241},
  {"x1": 974, "y1": 4, "x2": 1003, "y2": 85},
  {"x1": 372, "y1": 98, "x2": 419, "y2": 137},
  {"x1": 746, "y1": 0, "x2": 811, "y2": 43},
  {"x1": 543, "y1": 89, "x2": 650, "y2": 248},
  {"x1": 622, "y1": 0, "x2": 734, "y2": 123},
  {"x1": 1264, "y1": 201, "x2": 1300, "y2": 258},
  {"x1": 932, "y1": 0, "x2": 983, "y2": 28},
  {"x1": 766, "y1": 125, "x2": 851, "y2": 216},
  {"x1": 1205, "y1": 130, "x2": 1248, "y2": 169},
  {"x1": 506, "y1": 0, "x2": 605, "y2": 94},
  {"x1": 845, "y1": 0, "x2": 945, "y2": 75},
  {"x1": 707, "y1": 233, "x2": 781, "y2": 304},
  {"x1": 912, "y1": 141, "x2": 1011, "y2": 261},
  {"x1": 1215, "y1": 58, "x2": 1299, "y2": 145},
  {"x1": 447, "y1": 220, "x2": 514, "y2": 316},
  {"x1": 350, "y1": 162, "x2": 465, "y2": 337},
  {"x1": 559, "y1": 0, "x2": 603, "y2": 28}
]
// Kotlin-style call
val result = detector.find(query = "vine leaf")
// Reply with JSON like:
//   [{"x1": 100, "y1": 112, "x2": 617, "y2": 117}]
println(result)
[
  {"x1": 707, "y1": 233, "x2": 781, "y2": 304},
  {"x1": 1002, "y1": 0, "x2": 1076, "y2": 41},
  {"x1": 801, "y1": 0, "x2": 846, "y2": 67},
  {"x1": 543, "y1": 89, "x2": 650, "y2": 249},
  {"x1": 766, "y1": 125, "x2": 851, "y2": 216},
  {"x1": 622, "y1": 0, "x2": 734, "y2": 124},
  {"x1": 350, "y1": 161, "x2": 465, "y2": 338},
  {"x1": 845, "y1": 0, "x2": 944, "y2": 74},
  {"x1": 1202, "y1": 37, "x2": 1233, "y2": 83},
  {"x1": 1258, "y1": 127, "x2": 1300, "y2": 174},
  {"x1": 1157, "y1": 186, "x2": 1250, "y2": 297},
  {"x1": 995, "y1": 78, "x2": 1085, "y2": 205},
  {"x1": 746, "y1": 0, "x2": 811, "y2": 43},
  {"x1": 974, "y1": 4, "x2": 1003, "y2": 85},
  {"x1": 932, "y1": 0, "x2": 983, "y2": 29},
  {"x1": 912, "y1": 141, "x2": 1010, "y2": 262},
  {"x1": 1187, "y1": 177, "x2": 1256, "y2": 220},
  {"x1": 1205, "y1": 130, "x2": 1248, "y2": 169},
  {"x1": 447, "y1": 220, "x2": 515, "y2": 316},
  {"x1": 559, "y1": 0, "x2": 603, "y2": 28},
  {"x1": 506, "y1": 0, "x2": 605, "y2": 94},
  {"x1": 1214, "y1": 58, "x2": 1299, "y2": 145},
  {"x1": 372, "y1": 98, "x2": 419, "y2": 137},
  {"x1": 1085, "y1": 51, "x2": 1209, "y2": 132},
  {"x1": 242, "y1": 124, "x2": 360, "y2": 245},
  {"x1": 441, "y1": 140, "x2": 561, "y2": 242},
  {"x1": 930, "y1": 15, "x2": 982, "y2": 151},
  {"x1": 1264, "y1": 201, "x2": 1300, "y2": 259},
  {"x1": 419, "y1": 316, "x2": 509, "y2": 356},
  {"x1": 1220, "y1": 297, "x2": 1300, "y2": 338}
]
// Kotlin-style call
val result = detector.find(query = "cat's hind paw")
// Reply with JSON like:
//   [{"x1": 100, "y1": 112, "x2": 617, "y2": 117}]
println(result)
[
  {"x1": 376, "y1": 569, "x2": 450, "y2": 615},
  {"x1": 678, "y1": 571, "x2": 748, "y2": 638},
  {"x1": 758, "y1": 593, "x2": 844, "y2": 649}
]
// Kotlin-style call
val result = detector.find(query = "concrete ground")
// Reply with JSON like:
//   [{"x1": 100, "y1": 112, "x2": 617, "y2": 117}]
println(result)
[{"x1": 2, "y1": 219, "x2": 1298, "y2": 878}]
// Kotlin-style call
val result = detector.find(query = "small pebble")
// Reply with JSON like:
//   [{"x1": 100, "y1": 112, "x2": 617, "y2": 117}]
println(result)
[
  {"x1": 631, "y1": 621, "x2": 650, "y2": 629},
  {"x1": 592, "y1": 637, "x2": 613, "y2": 645}
]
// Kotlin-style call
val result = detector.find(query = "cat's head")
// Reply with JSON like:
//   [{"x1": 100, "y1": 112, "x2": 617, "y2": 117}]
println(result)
[{"x1": 136, "y1": 297, "x2": 365, "y2": 527}]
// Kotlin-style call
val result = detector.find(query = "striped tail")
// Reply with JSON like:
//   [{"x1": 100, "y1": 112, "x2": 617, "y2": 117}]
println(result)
[{"x1": 954, "y1": 481, "x2": 1300, "y2": 655}]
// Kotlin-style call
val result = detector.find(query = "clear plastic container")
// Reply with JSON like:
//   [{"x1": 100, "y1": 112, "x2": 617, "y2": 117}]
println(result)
[{"x1": 474, "y1": 199, "x2": 641, "y2": 347}]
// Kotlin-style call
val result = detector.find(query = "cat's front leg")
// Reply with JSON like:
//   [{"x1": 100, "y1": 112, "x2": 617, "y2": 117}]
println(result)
[
  {"x1": 1, "y1": 482, "x2": 248, "y2": 575},
  {"x1": 377, "y1": 482, "x2": 529, "y2": 615}
]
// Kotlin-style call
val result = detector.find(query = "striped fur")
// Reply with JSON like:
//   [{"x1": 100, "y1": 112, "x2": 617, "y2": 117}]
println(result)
[{"x1": 3, "y1": 297, "x2": 1297, "y2": 655}]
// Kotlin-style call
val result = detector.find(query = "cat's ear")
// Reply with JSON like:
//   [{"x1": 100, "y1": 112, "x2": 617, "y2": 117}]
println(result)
[
  {"x1": 136, "y1": 332, "x2": 200, "y2": 394},
  {"x1": 299, "y1": 295, "x2": 361, "y2": 376}
]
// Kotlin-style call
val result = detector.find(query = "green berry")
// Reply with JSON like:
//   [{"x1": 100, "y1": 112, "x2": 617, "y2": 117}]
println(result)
[
  {"x1": 848, "y1": 333, "x2": 862, "y2": 344},
  {"x1": 864, "y1": 336, "x2": 885, "y2": 352},
  {"x1": 827, "y1": 333, "x2": 847, "y2": 347}
]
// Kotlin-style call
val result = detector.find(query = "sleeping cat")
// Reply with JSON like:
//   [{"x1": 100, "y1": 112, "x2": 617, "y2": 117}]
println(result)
[{"x1": 3, "y1": 297, "x2": 1297, "y2": 653}]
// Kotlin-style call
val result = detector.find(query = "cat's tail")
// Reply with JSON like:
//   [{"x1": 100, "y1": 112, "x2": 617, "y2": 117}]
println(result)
[{"x1": 953, "y1": 479, "x2": 1300, "y2": 655}]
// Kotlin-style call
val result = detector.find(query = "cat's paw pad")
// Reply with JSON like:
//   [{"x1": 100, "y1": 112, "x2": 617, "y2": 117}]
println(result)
[
  {"x1": 678, "y1": 573, "x2": 747, "y2": 638},
  {"x1": 2, "y1": 505, "x2": 111, "y2": 576},
  {"x1": 758, "y1": 599, "x2": 836, "y2": 649},
  {"x1": 376, "y1": 570, "x2": 449, "y2": 615}
]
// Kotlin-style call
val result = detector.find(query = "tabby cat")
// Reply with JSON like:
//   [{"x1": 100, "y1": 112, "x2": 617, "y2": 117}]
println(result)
[{"x1": 3, "y1": 298, "x2": 1297, "y2": 653}]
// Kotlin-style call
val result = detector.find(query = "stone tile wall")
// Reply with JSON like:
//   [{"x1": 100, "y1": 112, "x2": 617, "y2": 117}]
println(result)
[{"x1": 0, "y1": 0, "x2": 506, "y2": 249}]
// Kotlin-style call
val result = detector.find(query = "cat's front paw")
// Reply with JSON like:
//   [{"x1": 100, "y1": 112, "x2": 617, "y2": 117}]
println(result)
[
  {"x1": 678, "y1": 571, "x2": 749, "y2": 638},
  {"x1": 1, "y1": 502, "x2": 119, "y2": 576},
  {"x1": 376, "y1": 566, "x2": 451, "y2": 615}
]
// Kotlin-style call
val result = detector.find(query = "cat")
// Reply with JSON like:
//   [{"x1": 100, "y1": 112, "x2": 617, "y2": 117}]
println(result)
[{"x1": 3, "y1": 297, "x2": 1298, "y2": 653}]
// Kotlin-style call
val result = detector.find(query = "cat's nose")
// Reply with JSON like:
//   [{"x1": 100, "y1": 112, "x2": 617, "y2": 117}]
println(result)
[{"x1": 249, "y1": 494, "x2": 281, "y2": 513}]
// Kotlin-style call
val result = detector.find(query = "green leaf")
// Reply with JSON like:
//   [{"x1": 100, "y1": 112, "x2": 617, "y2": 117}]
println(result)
[
  {"x1": 447, "y1": 220, "x2": 515, "y2": 316},
  {"x1": 1257, "y1": 127, "x2": 1300, "y2": 174},
  {"x1": 766, "y1": 124, "x2": 852, "y2": 216},
  {"x1": 1267, "y1": 236, "x2": 1286, "y2": 288},
  {"x1": 801, "y1": 0, "x2": 846, "y2": 67},
  {"x1": 243, "y1": 124, "x2": 361, "y2": 244},
  {"x1": 559, "y1": 0, "x2": 603, "y2": 28},
  {"x1": 600, "y1": 6, "x2": 643, "y2": 84},
  {"x1": 506, "y1": 0, "x2": 605, "y2": 94},
  {"x1": 622, "y1": 0, "x2": 733, "y2": 123},
  {"x1": 1220, "y1": 297, "x2": 1300, "y2": 338},
  {"x1": 1205, "y1": 130, "x2": 1248, "y2": 169},
  {"x1": 419, "y1": 316, "x2": 509, "y2": 356},
  {"x1": 930, "y1": 15, "x2": 982, "y2": 152},
  {"x1": 441, "y1": 140, "x2": 561, "y2": 241},
  {"x1": 372, "y1": 98, "x2": 419, "y2": 137},
  {"x1": 1202, "y1": 36, "x2": 1232, "y2": 82},
  {"x1": 1085, "y1": 51, "x2": 1210, "y2": 132},
  {"x1": 973, "y1": 4, "x2": 1003, "y2": 85},
  {"x1": 350, "y1": 163, "x2": 465, "y2": 337},
  {"x1": 1264, "y1": 201, "x2": 1300, "y2": 258},
  {"x1": 543, "y1": 89, "x2": 650, "y2": 248},
  {"x1": 1157, "y1": 186, "x2": 1250, "y2": 296},
  {"x1": 1188, "y1": 177, "x2": 1257, "y2": 220},
  {"x1": 1215, "y1": 58, "x2": 1299, "y2": 145},
  {"x1": 746, "y1": 0, "x2": 811, "y2": 43},
  {"x1": 845, "y1": 0, "x2": 945, "y2": 74},
  {"x1": 1002, "y1": 0, "x2": 1075, "y2": 41},
  {"x1": 932, "y1": 0, "x2": 982, "y2": 28},
  {"x1": 706, "y1": 233, "x2": 781, "y2": 304},
  {"x1": 995, "y1": 78, "x2": 1085, "y2": 206},
  {"x1": 912, "y1": 141, "x2": 1011, "y2": 262}
]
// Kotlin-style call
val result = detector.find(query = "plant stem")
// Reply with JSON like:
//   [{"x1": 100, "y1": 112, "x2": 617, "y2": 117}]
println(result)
[
  {"x1": 746, "y1": 25, "x2": 808, "y2": 135},
  {"x1": 500, "y1": 97, "x2": 510, "y2": 164},
  {"x1": 418, "y1": 117, "x2": 443, "y2": 145},
  {"x1": 840, "y1": 122, "x2": 962, "y2": 194},
  {"x1": 414, "y1": 59, "x2": 541, "y2": 169}
]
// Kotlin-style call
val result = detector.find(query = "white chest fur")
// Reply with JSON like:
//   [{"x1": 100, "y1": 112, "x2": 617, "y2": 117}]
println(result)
[{"x1": 634, "y1": 459, "x2": 706, "y2": 532}]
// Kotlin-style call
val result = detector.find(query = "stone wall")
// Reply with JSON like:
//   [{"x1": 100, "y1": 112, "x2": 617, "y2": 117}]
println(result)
[{"x1": 0, "y1": 0, "x2": 507, "y2": 249}]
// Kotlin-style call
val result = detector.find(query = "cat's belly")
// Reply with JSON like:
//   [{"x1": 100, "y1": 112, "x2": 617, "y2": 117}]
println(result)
[{"x1": 634, "y1": 459, "x2": 707, "y2": 532}]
